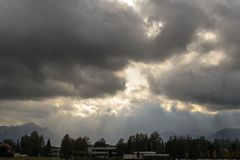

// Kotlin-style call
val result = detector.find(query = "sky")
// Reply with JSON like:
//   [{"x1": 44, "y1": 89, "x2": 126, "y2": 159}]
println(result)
[{"x1": 1, "y1": 0, "x2": 240, "y2": 143}]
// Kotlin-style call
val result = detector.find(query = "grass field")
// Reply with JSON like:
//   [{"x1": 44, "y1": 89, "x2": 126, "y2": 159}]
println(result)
[{"x1": 0, "y1": 157, "x2": 63, "y2": 160}]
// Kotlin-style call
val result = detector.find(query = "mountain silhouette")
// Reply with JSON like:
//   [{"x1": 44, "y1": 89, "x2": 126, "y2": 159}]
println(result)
[
  {"x1": 0, "y1": 122, "x2": 61, "y2": 146},
  {"x1": 209, "y1": 128, "x2": 240, "y2": 141}
]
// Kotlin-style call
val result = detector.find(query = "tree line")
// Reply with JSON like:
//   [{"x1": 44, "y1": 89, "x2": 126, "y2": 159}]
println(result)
[
  {"x1": 1, "y1": 131, "x2": 240, "y2": 159},
  {"x1": 0, "y1": 131, "x2": 52, "y2": 157},
  {"x1": 116, "y1": 132, "x2": 240, "y2": 158},
  {"x1": 60, "y1": 131, "x2": 240, "y2": 159}
]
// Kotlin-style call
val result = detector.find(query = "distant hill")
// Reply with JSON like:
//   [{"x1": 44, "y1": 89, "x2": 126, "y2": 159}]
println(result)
[
  {"x1": 0, "y1": 122, "x2": 61, "y2": 146},
  {"x1": 208, "y1": 128, "x2": 240, "y2": 141}
]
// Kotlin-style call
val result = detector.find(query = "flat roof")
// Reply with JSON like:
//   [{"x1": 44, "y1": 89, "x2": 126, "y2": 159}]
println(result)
[
  {"x1": 123, "y1": 153, "x2": 169, "y2": 157},
  {"x1": 89, "y1": 147, "x2": 116, "y2": 149},
  {"x1": 133, "y1": 151, "x2": 156, "y2": 154},
  {"x1": 143, "y1": 154, "x2": 169, "y2": 157}
]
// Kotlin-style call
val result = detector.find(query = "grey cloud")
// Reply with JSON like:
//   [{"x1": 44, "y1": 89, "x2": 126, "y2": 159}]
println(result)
[
  {"x1": 140, "y1": 0, "x2": 213, "y2": 59},
  {"x1": 41, "y1": 102, "x2": 240, "y2": 143},
  {"x1": 1, "y1": 99, "x2": 239, "y2": 143},
  {"x1": 0, "y1": 0, "x2": 219, "y2": 100},
  {"x1": 0, "y1": 0, "x2": 147, "y2": 99},
  {"x1": 1, "y1": 0, "x2": 240, "y2": 143},
  {"x1": 0, "y1": 100, "x2": 58, "y2": 123},
  {"x1": 0, "y1": 63, "x2": 124, "y2": 100},
  {"x1": 146, "y1": 0, "x2": 240, "y2": 110},
  {"x1": 196, "y1": 0, "x2": 240, "y2": 71},
  {"x1": 149, "y1": 64, "x2": 240, "y2": 110},
  {"x1": 1, "y1": 0, "x2": 240, "y2": 112}
]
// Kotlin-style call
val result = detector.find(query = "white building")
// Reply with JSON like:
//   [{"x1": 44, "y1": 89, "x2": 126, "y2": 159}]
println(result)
[
  {"x1": 51, "y1": 146, "x2": 60, "y2": 157},
  {"x1": 88, "y1": 146, "x2": 117, "y2": 159},
  {"x1": 123, "y1": 151, "x2": 169, "y2": 160}
]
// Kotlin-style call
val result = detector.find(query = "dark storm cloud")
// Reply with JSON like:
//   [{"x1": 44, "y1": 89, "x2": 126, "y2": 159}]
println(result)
[
  {"x1": 1, "y1": 0, "x2": 240, "y2": 112},
  {"x1": 0, "y1": 62, "x2": 125, "y2": 99},
  {"x1": 149, "y1": 63, "x2": 240, "y2": 110},
  {"x1": 0, "y1": 0, "x2": 148, "y2": 99},
  {"x1": 212, "y1": 0, "x2": 240, "y2": 71},
  {"x1": 139, "y1": 0, "x2": 213, "y2": 59},
  {"x1": 0, "y1": 0, "x2": 216, "y2": 100},
  {"x1": 0, "y1": 0, "x2": 221, "y2": 99},
  {"x1": 0, "y1": 100, "x2": 58, "y2": 122},
  {"x1": 144, "y1": 0, "x2": 240, "y2": 110}
]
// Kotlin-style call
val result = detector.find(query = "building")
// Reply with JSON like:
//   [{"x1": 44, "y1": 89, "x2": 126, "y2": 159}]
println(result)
[
  {"x1": 51, "y1": 146, "x2": 60, "y2": 157},
  {"x1": 0, "y1": 143, "x2": 14, "y2": 157},
  {"x1": 123, "y1": 151, "x2": 169, "y2": 160},
  {"x1": 88, "y1": 146, "x2": 117, "y2": 159}
]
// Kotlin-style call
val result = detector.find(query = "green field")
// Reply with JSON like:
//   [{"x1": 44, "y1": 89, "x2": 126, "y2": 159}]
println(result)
[{"x1": 0, "y1": 157, "x2": 63, "y2": 160}]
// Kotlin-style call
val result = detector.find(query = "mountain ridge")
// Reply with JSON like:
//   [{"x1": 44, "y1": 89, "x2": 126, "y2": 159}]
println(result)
[
  {"x1": 0, "y1": 122, "x2": 61, "y2": 146},
  {"x1": 208, "y1": 128, "x2": 240, "y2": 141},
  {"x1": 160, "y1": 128, "x2": 240, "y2": 141},
  {"x1": 1, "y1": 122, "x2": 240, "y2": 146}
]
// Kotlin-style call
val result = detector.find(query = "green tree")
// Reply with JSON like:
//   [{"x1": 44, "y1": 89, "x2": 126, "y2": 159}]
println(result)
[
  {"x1": 20, "y1": 131, "x2": 44, "y2": 156},
  {"x1": 127, "y1": 135, "x2": 136, "y2": 153},
  {"x1": 94, "y1": 138, "x2": 106, "y2": 147},
  {"x1": 207, "y1": 142, "x2": 215, "y2": 158},
  {"x1": 148, "y1": 132, "x2": 164, "y2": 153},
  {"x1": 43, "y1": 139, "x2": 52, "y2": 157},
  {"x1": 16, "y1": 140, "x2": 20, "y2": 153},
  {"x1": 3, "y1": 139, "x2": 16, "y2": 151},
  {"x1": 72, "y1": 137, "x2": 88, "y2": 157},
  {"x1": 61, "y1": 134, "x2": 74, "y2": 159},
  {"x1": 135, "y1": 133, "x2": 148, "y2": 151},
  {"x1": 30, "y1": 131, "x2": 45, "y2": 156},
  {"x1": 116, "y1": 138, "x2": 128, "y2": 154},
  {"x1": 74, "y1": 137, "x2": 88, "y2": 151},
  {"x1": 190, "y1": 137, "x2": 209, "y2": 158},
  {"x1": 20, "y1": 135, "x2": 30, "y2": 155},
  {"x1": 166, "y1": 136, "x2": 187, "y2": 158}
]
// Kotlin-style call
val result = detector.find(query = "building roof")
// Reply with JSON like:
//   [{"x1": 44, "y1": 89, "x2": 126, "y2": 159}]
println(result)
[
  {"x1": 0, "y1": 143, "x2": 12, "y2": 149},
  {"x1": 88, "y1": 147, "x2": 116, "y2": 150},
  {"x1": 143, "y1": 154, "x2": 169, "y2": 157}
]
